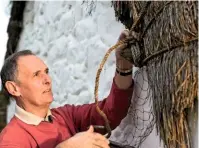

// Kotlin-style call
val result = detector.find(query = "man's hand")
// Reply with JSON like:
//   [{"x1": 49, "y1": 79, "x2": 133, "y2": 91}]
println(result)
[
  {"x1": 116, "y1": 29, "x2": 133, "y2": 70},
  {"x1": 115, "y1": 30, "x2": 133, "y2": 89},
  {"x1": 56, "y1": 126, "x2": 110, "y2": 148}
]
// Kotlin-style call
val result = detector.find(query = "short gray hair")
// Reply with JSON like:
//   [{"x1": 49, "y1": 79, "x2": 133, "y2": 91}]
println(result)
[{"x1": 0, "y1": 50, "x2": 35, "y2": 96}]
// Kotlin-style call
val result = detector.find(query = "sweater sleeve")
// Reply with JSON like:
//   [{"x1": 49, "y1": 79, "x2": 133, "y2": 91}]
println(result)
[
  {"x1": 0, "y1": 136, "x2": 33, "y2": 148},
  {"x1": 0, "y1": 143, "x2": 21, "y2": 148},
  {"x1": 55, "y1": 78, "x2": 133, "y2": 134}
]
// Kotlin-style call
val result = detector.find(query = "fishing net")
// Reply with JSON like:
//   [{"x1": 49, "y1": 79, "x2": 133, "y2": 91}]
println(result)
[
  {"x1": 111, "y1": 1, "x2": 198, "y2": 148},
  {"x1": 109, "y1": 67, "x2": 155, "y2": 148}
]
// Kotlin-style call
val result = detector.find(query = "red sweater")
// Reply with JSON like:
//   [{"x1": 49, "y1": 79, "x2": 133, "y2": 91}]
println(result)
[{"x1": 0, "y1": 79, "x2": 133, "y2": 148}]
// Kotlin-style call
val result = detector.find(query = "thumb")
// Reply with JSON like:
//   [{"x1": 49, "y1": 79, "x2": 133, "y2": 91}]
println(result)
[
  {"x1": 87, "y1": 125, "x2": 94, "y2": 133},
  {"x1": 118, "y1": 29, "x2": 130, "y2": 41}
]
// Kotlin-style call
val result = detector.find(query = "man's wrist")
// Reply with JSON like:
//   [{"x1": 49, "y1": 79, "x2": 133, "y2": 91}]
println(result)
[
  {"x1": 116, "y1": 58, "x2": 132, "y2": 69},
  {"x1": 116, "y1": 64, "x2": 133, "y2": 76},
  {"x1": 116, "y1": 63, "x2": 132, "y2": 71},
  {"x1": 116, "y1": 68, "x2": 132, "y2": 76}
]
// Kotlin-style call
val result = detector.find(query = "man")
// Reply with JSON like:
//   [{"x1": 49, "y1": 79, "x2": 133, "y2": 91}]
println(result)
[{"x1": 0, "y1": 30, "x2": 133, "y2": 148}]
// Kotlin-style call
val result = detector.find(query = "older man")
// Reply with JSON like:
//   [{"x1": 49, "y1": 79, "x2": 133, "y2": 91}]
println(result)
[{"x1": 0, "y1": 30, "x2": 133, "y2": 148}]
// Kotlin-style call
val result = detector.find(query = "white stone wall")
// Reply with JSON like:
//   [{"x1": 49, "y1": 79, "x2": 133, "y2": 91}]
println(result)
[{"x1": 7, "y1": 1, "x2": 197, "y2": 148}]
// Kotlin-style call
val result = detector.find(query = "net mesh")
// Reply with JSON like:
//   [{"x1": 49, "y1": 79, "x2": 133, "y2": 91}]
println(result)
[{"x1": 109, "y1": 67, "x2": 155, "y2": 148}]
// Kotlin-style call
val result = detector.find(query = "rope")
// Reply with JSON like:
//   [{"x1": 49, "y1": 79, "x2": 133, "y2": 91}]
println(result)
[
  {"x1": 142, "y1": 38, "x2": 198, "y2": 65},
  {"x1": 94, "y1": 40, "x2": 124, "y2": 138},
  {"x1": 93, "y1": 2, "x2": 152, "y2": 138}
]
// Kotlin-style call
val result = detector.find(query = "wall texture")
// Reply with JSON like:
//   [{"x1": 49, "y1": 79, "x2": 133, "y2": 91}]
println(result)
[{"x1": 6, "y1": 1, "x2": 197, "y2": 148}]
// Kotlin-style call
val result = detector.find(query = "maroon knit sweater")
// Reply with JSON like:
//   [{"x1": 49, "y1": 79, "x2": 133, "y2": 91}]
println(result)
[{"x1": 0, "y1": 79, "x2": 133, "y2": 148}]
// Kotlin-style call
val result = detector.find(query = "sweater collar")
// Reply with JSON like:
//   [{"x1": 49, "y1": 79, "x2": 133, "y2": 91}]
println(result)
[{"x1": 15, "y1": 104, "x2": 53, "y2": 125}]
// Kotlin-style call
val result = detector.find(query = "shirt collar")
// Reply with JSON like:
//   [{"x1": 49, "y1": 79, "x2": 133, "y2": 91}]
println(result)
[{"x1": 15, "y1": 104, "x2": 53, "y2": 125}]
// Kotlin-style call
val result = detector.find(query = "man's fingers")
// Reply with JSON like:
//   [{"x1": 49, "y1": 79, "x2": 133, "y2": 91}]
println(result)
[
  {"x1": 118, "y1": 29, "x2": 130, "y2": 41},
  {"x1": 87, "y1": 125, "x2": 94, "y2": 133},
  {"x1": 116, "y1": 43, "x2": 128, "y2": 52},
  {"x1": 89, "y1": 132, "x2": 110, "y2": 148},
  {"x1": 93, "y1": 140, "x2": 110, "y2": 148},
  {"x1": 93, "y1": 133, "x2": 110, "y2": 144}
]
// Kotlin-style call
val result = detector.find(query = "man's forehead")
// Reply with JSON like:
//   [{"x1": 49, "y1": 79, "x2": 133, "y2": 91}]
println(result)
[{"x1": 17, "y1": 55, "x2": 47, "y2": 72}]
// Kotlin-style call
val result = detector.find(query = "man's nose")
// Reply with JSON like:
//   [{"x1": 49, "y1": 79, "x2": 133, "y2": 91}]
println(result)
[{"x1": 42, "y1": 73, "x2": 51, "y2": 85}]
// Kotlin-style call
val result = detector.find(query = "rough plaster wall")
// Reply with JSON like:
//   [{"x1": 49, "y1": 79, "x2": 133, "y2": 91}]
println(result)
[{"x1": 7, "y1": 1, "x2": 196, "y2": 148}]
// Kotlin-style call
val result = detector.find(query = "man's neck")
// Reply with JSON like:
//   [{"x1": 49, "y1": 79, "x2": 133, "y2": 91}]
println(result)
[{"x1": 16, "y1": 102, "x2": 49, "y2": 118}]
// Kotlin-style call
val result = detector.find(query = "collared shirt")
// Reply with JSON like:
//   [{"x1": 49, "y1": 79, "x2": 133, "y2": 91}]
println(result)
[{"x1": 15, "y1": 104, "x2": 53, "y2": 125}]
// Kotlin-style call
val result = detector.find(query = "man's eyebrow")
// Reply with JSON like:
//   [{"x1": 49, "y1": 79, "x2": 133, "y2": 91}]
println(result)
[
  {"x1": 33, "y1": 70, "x2": 41, "y2": 76},
  {"x1": 33, "y1": 67, "x2": 49, "y2": 76}
]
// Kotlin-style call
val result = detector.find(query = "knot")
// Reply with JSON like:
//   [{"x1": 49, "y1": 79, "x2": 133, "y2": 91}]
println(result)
[{"x1": 120, "y1": 31, "x2": 145, "y2": 67}]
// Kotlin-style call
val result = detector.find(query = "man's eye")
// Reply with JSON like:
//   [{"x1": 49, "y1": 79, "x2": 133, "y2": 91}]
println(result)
[
  {"x1": 46, "y1": 69, "x2": 49, "y2": 74},
  {"x1": 34, "y1": 72, "x2": 39, "y2": 77}
]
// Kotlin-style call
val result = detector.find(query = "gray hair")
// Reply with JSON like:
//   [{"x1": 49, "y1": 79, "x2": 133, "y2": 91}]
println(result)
[{"x1": 0, "y1": 50, "x2": 35, "y2": 96}]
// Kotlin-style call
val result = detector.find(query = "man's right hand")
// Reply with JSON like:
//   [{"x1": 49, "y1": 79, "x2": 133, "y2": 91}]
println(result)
[{"x1": 55, "y1": 126, "x2": 110, "y2": 148}]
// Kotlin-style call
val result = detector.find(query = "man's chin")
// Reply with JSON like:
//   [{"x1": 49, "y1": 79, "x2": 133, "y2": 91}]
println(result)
[
  {"x1": 48, "y1": 96, "x2": 54, "y2": 103},
  {"x1": 44, "y1": 93, "x2": 54, "y2": 103}
]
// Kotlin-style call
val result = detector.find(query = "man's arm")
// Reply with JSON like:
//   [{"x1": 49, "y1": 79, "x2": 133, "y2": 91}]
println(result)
[
  {"x1": 53, "y1": 30, "x2": 133, "y2": 134},
  {"x1": 115, "y1": 65, "x2": 132, "y2": 89},
  {"x1": 115, "y1": 29, "x2": 133, "y2": 90},
  {"x1": 0, "y1": 142, "x2": 21, "y2": 148},
  {"x1": 0, "y1": 127, "x2": 29, "y2": 148}
]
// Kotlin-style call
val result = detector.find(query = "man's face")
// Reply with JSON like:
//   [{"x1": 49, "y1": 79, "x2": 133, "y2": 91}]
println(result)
[{"x1": 16, "y1": 55, "x2": 53, "y2": 107}]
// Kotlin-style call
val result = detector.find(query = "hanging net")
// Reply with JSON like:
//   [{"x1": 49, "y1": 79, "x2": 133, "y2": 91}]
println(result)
[{"x1": 109, "y1": 67, "x2": 155, "y2": 148}]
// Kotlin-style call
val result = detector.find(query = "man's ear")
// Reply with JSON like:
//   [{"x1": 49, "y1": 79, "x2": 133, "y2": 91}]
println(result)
[{"x1": 5, "y1": 81, "x2": 21, "y2": 97}]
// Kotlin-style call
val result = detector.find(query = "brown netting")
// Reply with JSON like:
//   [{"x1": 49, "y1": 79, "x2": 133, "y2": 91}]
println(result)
[
  {"x1": 111, "y1": 1, "x2": 198, "y2": 148},
  {"x1": 109, "y1": 67, "x2": 155, "y2": 148}
]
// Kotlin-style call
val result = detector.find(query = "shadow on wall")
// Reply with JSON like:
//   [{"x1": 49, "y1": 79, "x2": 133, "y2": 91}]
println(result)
[
  {"x1": 0, "y1": 91, "x2": 9, "y2": 132},
  {"x1": 0, "y1": 1, "x2": 26, "y2": 133},
  {"x1": 5, "y1": 1, "x2": 26, "y2": 59}
]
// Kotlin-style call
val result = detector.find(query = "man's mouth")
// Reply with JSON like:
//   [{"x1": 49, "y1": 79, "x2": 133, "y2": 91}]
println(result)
[{"x1": 43, "y1": 89, "x2": 51, "y2": 93}]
